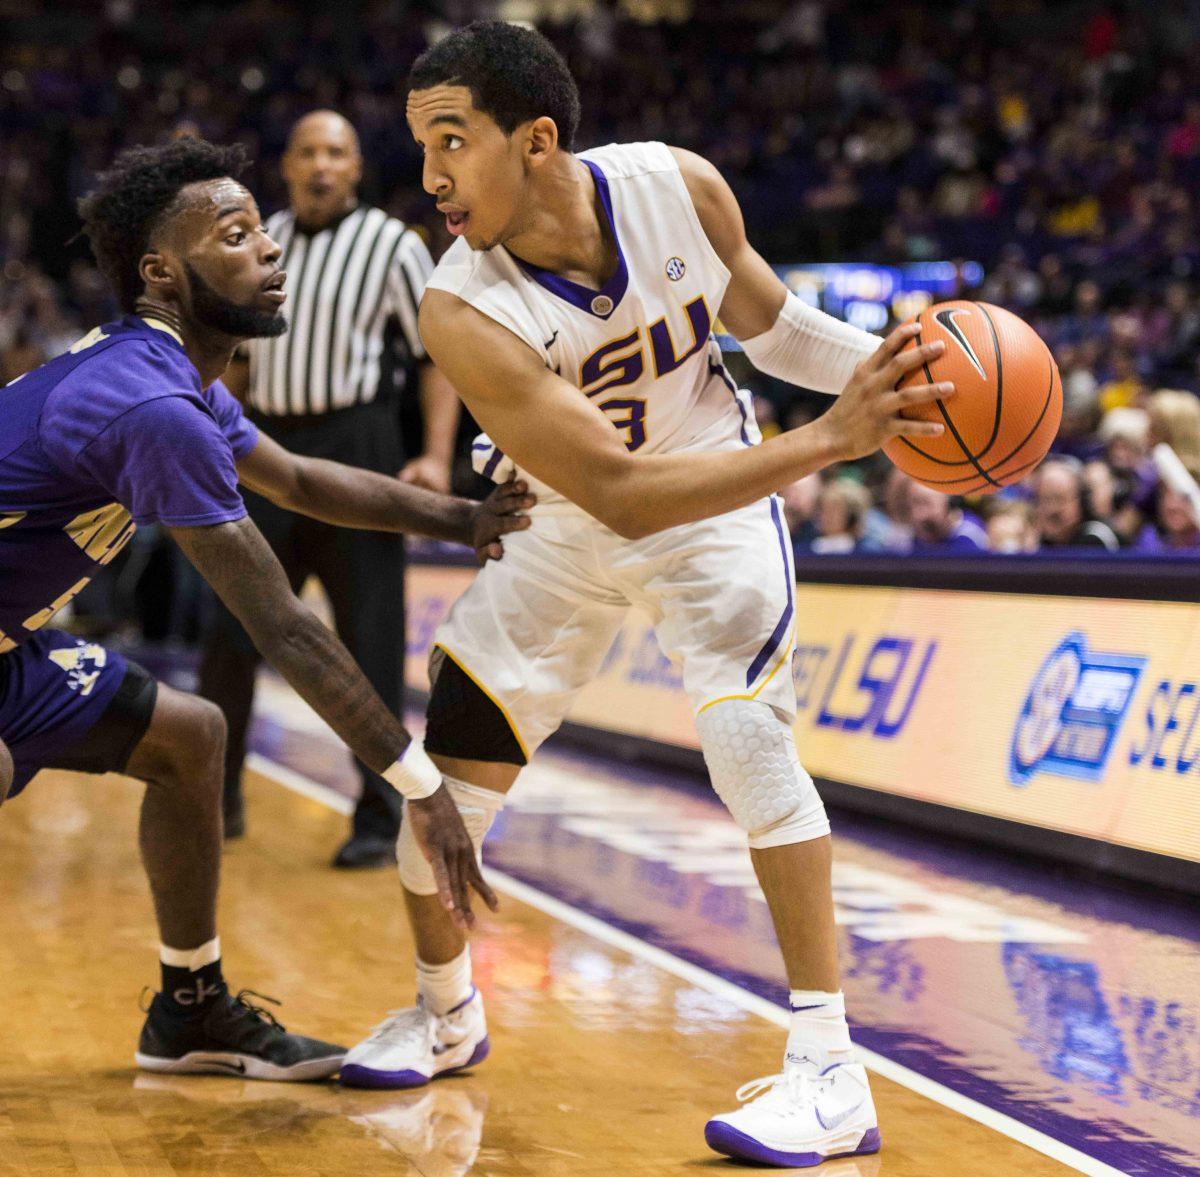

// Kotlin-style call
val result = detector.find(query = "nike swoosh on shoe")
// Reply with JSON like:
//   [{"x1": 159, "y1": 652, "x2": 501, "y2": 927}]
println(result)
[{"x1": 816, "y1": 1100, "x2": 864, "y2": 1132}]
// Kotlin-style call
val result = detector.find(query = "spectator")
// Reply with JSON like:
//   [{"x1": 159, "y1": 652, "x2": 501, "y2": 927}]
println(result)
[
  {"x1": 982, "y1": 245, "x2": 1041, "y2": 310},
  {"x1": 1096, "y1": 406, "x2": 1157, "y2": 523},
  {"x1": 862, "y1": 467, "x2": 914, "y2": 553},
  {"x1": 1033, "y1": 254, "x2": 1074, "y2": 317},
  {"x1": 1097, "y1": 406, "x2": 1150, "y2": 473},
  {"x1": 906, "y1": 481, "x2": 988, "y2": 552},
  {"x1": 986, "y1": 500, "x2": 1038, "y2": 553},
  {"x1": 804, "y1": 479, "x2": 872, "y2": 555},
  {"x1": 1134, "y1": 480, "x2": 1200, "y2": 552},
  {"x1": 1097, "y1": 350, "x2": 1147, "y2": 413},
  {"x1": 1147, "y1": 388, "x2": 1200, "y2": 469},
  {"x1": 1083, "y1": 459, "x2": 1118, "y2": 524},
  {"x1": 1033, "y1": 457, "x2": 1121, "y2": 550},
  {"x1": 1156, "y1": 281, "x2": 1200, "y2": 382},
  {"x1": 1058, "y1": 282, "x2": 1109, "y2": 349},
  {"x1": 1084, "y1": 458, "x2": 1144, "y2": 546},
  {"x1": 1053, "y1": 370, "x2": 1103, "y2": 461}
]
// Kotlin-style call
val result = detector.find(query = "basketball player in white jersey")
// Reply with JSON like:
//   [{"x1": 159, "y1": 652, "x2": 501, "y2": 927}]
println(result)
[{"x1": 343, "y1": 23, "x2": 955, "y2": 1168}]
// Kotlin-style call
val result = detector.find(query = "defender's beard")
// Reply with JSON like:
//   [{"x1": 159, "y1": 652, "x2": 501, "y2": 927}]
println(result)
[{"x1": 185, "y1": 263, "x2": 287, "y2": 339}]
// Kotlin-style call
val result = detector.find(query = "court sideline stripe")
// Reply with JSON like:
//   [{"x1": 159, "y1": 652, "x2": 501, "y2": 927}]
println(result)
[
  {"x1": 248, "y1": 753, "x2": 355, "y2": 815},
  {"x1": 247, "y1": 753, "x2": 1124, "y2": 1177}
]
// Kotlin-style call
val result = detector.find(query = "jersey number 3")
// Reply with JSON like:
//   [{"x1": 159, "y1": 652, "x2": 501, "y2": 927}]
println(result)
[{"x1": 578, "y1": 296, "x2": 711, "y2": 451}]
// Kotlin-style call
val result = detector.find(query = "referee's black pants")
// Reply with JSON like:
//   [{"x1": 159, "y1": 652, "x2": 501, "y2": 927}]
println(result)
[{"x1": 198, "y1": 400, "x2": 405, "y2": 842}]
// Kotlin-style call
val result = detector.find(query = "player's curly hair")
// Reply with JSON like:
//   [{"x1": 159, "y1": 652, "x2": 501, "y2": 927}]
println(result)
[
  {"x1": 408, "y1": 21, "x2": 581, "y2": 151},
  {"x1": 77, "y1": 137, "x2": 249, "y2": 312}
]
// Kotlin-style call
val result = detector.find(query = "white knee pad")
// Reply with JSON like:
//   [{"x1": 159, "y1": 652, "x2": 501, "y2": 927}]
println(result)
[
  {"x1": 397, "y1": 775, "x2": 506, "y2": 896},
  {"x1": 695, "y1": 699, "x2": 830, "y2": 850}
]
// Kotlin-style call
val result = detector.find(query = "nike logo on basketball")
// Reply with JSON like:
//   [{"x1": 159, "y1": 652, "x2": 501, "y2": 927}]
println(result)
[
  {"x1": 816, "y1": 1099, "x2": 864, "y2": 1132},
  {"x1": 933, "y1": 307, "x2": 987, "y2": 378}
]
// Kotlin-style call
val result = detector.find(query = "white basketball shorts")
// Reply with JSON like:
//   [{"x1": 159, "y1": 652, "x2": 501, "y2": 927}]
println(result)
[{"x1": 430, "y1": 496, "x2": 798, "y2": 761}]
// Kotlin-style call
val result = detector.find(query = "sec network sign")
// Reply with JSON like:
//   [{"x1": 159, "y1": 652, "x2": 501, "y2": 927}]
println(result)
[{"x1": 1009, "y1": 632, "x2": 1146, "y2": 787}]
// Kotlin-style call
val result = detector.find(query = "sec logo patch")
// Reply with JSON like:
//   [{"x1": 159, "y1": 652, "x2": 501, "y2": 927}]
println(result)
[{"x1": 665, "y1": 256, "x2": 686, "y2": 281}]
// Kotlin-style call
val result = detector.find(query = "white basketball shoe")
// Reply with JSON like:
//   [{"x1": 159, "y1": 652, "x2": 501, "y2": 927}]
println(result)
[
  {"x1": 340, "y1": 988, "x2": 489, "y2": 1089},
  {"x1": 705, "y1": 1062, "x2": 881, "y2": 1167}
]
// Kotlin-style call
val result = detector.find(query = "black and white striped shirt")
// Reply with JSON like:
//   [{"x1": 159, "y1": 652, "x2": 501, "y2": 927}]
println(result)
[{"x1": 245, "y1": 205, "x2": 433, "y2": 416}]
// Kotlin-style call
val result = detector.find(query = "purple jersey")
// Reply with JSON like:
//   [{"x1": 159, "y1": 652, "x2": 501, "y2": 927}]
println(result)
[{"x1": 0, "y1": 316, "x2": 258, "y2": 652}]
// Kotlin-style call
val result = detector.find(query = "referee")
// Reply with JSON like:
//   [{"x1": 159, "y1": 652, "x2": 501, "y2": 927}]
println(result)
[{"x1": 198, "y1": 110, "x2": 459, "y2": 867}]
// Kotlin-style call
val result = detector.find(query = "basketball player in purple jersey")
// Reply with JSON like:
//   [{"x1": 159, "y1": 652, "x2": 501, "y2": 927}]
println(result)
[{"x1": 0, "y1": 137, "x2": 531, "y2": 1079}]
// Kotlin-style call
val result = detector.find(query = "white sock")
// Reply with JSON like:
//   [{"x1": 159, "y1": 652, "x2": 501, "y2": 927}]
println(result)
[
  {"x1": 160, "y1": 937, "x2": 221, "y2": 970},
  {"x1": 786, "y1": 989, "x2": 854, "y2": 1073},
  {"x1": 416, "y1": 946, "x2": 473, "y2": 1016}
]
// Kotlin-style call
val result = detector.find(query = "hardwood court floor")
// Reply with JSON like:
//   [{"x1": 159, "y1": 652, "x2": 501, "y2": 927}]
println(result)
[{"x1": 0, "y1": 768, "x2": 1073, "y2": 1176}]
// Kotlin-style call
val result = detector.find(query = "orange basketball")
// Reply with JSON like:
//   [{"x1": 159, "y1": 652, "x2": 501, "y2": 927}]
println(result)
[{"x1": 882, "y1": 300, "x2": 1061, "y2": 494}]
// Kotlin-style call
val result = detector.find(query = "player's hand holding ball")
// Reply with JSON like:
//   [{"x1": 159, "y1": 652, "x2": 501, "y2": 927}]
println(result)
[
  {"x1": 819, "y1": 323, "x2": 956, "y2": 462},
  {"x1": 822, "y1": 303, "x2": 1061, "y2": 492},
  {"x1": 879, "y1": 301, "x2": 1061, "y2": 493}
]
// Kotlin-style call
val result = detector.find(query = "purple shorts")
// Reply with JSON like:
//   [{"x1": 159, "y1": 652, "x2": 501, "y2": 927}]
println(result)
[{"x1": 0, "y1": 629, "x2": 153, "y2": 798}]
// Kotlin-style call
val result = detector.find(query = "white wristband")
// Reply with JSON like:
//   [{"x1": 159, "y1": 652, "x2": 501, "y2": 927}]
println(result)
[{"x1": 382, "y1": 740, "x2": 443, "y2": 800}]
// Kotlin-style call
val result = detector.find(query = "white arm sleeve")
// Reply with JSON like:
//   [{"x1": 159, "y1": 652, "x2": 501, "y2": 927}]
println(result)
[{"x1": 739, "y1": 292, "x2": 879, "y2": 396}]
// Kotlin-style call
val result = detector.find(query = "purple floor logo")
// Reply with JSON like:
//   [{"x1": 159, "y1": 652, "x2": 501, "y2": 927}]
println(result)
[{"x1": 1009, "y1": 633, "x2": 1146, "y2": 786}]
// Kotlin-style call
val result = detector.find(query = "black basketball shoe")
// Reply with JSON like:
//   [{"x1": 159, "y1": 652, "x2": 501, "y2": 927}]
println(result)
[{"x1": 136, "y1": 988, "x2": 346, "y2": 1081}]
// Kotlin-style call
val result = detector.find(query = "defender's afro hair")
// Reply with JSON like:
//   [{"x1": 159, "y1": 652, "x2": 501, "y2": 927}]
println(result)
[{"x1": 78, "y1": 137, "x2": 249, "y2": 312}]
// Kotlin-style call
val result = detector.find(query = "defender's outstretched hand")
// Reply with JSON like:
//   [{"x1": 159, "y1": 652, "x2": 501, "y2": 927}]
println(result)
[
  {"x1": 818, "y1": 323, "x2": 957, "y2": 462},
  {"x1": 405, "y1": 785, "x2": 500, "y2": 930},
  {"x1": 472, "y1": 476, "x2": 536, "y2": 563}
]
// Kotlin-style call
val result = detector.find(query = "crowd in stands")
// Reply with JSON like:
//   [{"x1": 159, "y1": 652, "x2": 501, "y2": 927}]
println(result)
[
  {"x1": 763, "y1": 383, "x2": 1200, "y2": 555},
  {"x1": 3, "y1": 0, "x2": 1200, "y2": 557},
  {"x1": 780, "y1": 438, "x2": 1200, "y2": 558}
]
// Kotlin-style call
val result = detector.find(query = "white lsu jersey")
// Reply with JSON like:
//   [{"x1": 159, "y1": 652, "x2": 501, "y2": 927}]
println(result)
[{"x1": 424, "y1": 141, "x2": 760, "y2": 510}]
